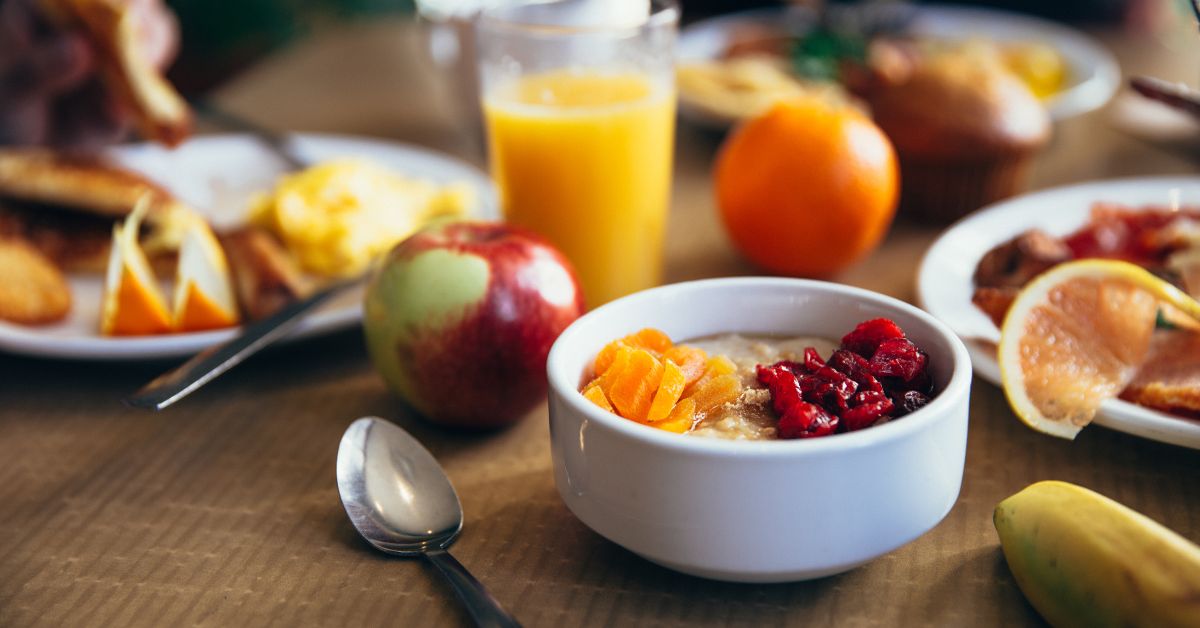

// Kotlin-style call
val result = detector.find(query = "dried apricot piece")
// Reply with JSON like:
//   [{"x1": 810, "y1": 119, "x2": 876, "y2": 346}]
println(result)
[
  {"x1": 647, "y1": 360, "x2": 686, "y2": 422},
  {"x1": 683, "y1": 355, "x2": 738, "y2": 398},
  {"x1": 624, "y1": 328, "x2": 673, "y2": 354},
  {"x1": 582, "y1": 384, "x2": 614, "y2": 413},
  {"x1": 607, "y1": 349, "x2": 665, "y2": 421},
  {"x1": 664, "y1": 345, "x2": 709, "y2": 388},
  {"x1": 687, "y1": 373, "x2": 742, "y2": 416},
  {"x1": 704, "y1": 355, "x2": 737, "y2": 377},
  {"x1": 593, "y1": 340, "x2": 626, "y2": 376},
  {"x1": 655, "y1": 397, "x2": 696, "y2": 433},
  {"x1": 597, "y1": 344, "x2": 634, "y2": 395}
]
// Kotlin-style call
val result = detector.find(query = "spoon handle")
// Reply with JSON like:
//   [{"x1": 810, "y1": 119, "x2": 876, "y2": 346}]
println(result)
[{"x1": 424, "y1": 549, "x2": 522, "y2": 628}]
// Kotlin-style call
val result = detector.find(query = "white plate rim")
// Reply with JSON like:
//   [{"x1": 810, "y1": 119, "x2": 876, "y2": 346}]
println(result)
[
  {"x1": 0, "y1": 132, "x2": 498, "y2": 361},
  {"x1": 677, "y1": 3, "x2": 1120, "y2": 126},
  {"x1": 916, "y1": 175, "x2": 1200, "y2": 449}
]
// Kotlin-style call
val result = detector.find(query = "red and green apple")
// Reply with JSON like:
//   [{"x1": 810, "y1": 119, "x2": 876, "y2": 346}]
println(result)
[{"x1": 363, "y1": 221, "x2": 585, "y2": 428}]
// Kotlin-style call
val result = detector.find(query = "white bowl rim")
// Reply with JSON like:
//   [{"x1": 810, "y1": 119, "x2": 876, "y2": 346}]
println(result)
[{"x1": 547, "y1": 277, "x2": 973, "y2": 457}]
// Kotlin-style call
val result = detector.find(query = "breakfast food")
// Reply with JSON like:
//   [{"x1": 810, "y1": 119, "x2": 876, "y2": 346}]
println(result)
[
  {"x1": 0, "y1": 148, "x2": 481, "y2": 336},
  {"x1": 1121, "y1": 331, "x2": 1200, "y2": 417},
  {"x1": 973, "y1": 204, "x2": 1200, "y2": 425},
  {"x1": 100, "y1": 200, "x2": 172, "y2": 335},
  {"x1": 677, "y1": 55, "x2": 848, "y2": 122},
  {"x1": 974, "y1": 203, "x2": 1200, "y2": 326},
  {"x1": 219, "y1": 227, "x2": 312, "y2": 321},
  {"x1": 40, "y1": 0, "x2": 192, "y2": 146},
  {"x1": 677, "y1": 13, "x2": 1069, "y2": 126},
  {"x1": 171, "y1": 215, "x2": 239, "y2": 332},
  {"x1": 715, "y1": 97, "x2": 898, "y2": 277},
  {"x1": 581, "y1": 319, "x2": 936, "y2": 439},
  {"x1": 248, "y1": 160, "x2": 472, "y2": 278},
  {"x1": 580, "y1": 329, "x2": 741, "y2": 434},
  {"x1": 0, "y1": 149, "x2": 191, "y2": 272},
  {"x1": 994, "y1": 481, "x2": 1200, "y2": 628},
  {"x1": 0, "y1": 239, "x2": 72, "y2": 325},
  {"x1": 998, "y1": 260, "x2": 1200, "y2": 438},
  {"x1": 866, "y1": 53, "x2": 1050, "y2": 221},
  {"x1": 101, "y1": 200, "x2": 241, "y2": 335}
]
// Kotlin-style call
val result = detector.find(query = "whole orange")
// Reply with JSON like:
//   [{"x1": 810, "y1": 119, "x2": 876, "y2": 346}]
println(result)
[{"x1": 715, "y1": 98, "x2": 899, "y2": 277}]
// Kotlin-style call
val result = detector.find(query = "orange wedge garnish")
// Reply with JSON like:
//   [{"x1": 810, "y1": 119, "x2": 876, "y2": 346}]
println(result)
[
  {"x1": 172, "y1": 215, "x2": 239, "y2": 332},
  {"x1": 100, "y1": 200, "x2": 171, "y2": 336},
  {"x1": 174, "y1": 281, "x2": 236, "y2": 331}
]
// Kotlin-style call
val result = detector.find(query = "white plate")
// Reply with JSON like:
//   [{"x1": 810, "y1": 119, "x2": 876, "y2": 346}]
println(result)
[
  {"x1": 0, "y1": 133, "x2": 498, "y2": 361},
  {"x1": 678, "y1": 4, "x2": 1120, "y2": 127},
  {"x1": 917, "y1": 176, "x2": 1200, "y2": 449}
]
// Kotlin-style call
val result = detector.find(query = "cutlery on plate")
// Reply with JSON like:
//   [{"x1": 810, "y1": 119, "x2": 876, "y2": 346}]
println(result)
[
  {"x1": 191, "y1": 99, "x2": 309, "y2": 170},
  {"x1": 336, "y1": 417, "x2": 522, "y2": 628},
  {"x1": 124, "y1": 277, "x2": 362, "y2": 411}
]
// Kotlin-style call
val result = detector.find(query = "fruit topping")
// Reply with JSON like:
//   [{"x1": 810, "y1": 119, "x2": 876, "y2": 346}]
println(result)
[
  {"x1": 663, "y1": 345, "x2": 708, "y2": 387},
  {"x1": 842, "y1": 391, "x2": 895, "y2": 432},
  {"x1": 778, "y1": 401, "x2": 839, "y2": 439},
  {"x1": 579, "y1": 329, "x2": 740, "y2": 434},
  {"x1": 761, "y1": 317, "x2": 935, "y2": 439},
  {"x1": 647, "y1": 360, "x2": 686, "y2": 422},
  {"x1": 827, "y1": 349, "x2": 885, "y2": 393},
  {"x1": 841, "y1": 317, "x2": 906, "y2": 357},
  {"x1": 897, "y1": 390, "x2": 931, "y2": 416},
  {"x1": 868, "y1": 337, "x2": 928, "y2": 382},
  {"x1": 757, "y1": 363, "x2": 805, "y2": 416},
  {"x1": 607, "y1": 349, "x2": 664, "y2": 422},
  {"x1": 803, "y1": 347, "x2": 826, "y2": 372}
]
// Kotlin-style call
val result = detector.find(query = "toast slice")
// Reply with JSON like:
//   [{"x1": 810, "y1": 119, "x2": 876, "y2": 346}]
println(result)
[{"x1": 220, "y1": 226, "x2": 312, "y2": 321}]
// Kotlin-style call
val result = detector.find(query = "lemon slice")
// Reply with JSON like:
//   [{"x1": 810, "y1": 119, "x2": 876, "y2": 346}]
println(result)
[
  {"x1": 100, "y1": 199, "x2": 172, "y2": 336},
  {"x1": 998, "y1": 259, "x2": 1200, "y2": 438},
  {"x1": 172, "y1": 215, "x2": 239, "y2": 332}
]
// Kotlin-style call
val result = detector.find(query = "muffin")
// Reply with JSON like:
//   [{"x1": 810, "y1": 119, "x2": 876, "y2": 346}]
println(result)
[{"x1": 866, "y1": 53, "x2": 1050, "y2": 222}]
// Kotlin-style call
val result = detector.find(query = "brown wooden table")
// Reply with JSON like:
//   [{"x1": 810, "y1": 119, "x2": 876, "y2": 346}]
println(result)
[{"x1": 3, "y1": 18, "x2": 1199, "y2": 627}]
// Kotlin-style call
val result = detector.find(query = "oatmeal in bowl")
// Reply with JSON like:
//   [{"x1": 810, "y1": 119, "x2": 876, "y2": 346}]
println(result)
[
  {"x1": 577, "y1": 318, "x2": 939, "y2": 441},
  {"x1": 546, "y1": 277, "x2": 972, "y2": 583}
]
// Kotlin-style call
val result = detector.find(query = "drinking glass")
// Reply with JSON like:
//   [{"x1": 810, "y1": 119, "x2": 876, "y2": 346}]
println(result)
[{"x1": 478, "y1": 0, "x2": 678, "y2": 307}]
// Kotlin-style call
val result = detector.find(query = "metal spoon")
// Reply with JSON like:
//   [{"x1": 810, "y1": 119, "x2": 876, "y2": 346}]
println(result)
[{"x1": 335, "y1": 417, "x2": 521, "y2": 628}]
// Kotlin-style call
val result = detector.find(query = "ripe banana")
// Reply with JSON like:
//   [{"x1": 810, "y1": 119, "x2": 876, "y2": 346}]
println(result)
[{"x1": 994, "y1": 481, "x2": 1200, "y2": 628}]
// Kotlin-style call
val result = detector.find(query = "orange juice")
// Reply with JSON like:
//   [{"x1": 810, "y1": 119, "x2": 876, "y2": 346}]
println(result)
[{"x1": 484, "y1": 71, "x2": 675, "y2": 307}]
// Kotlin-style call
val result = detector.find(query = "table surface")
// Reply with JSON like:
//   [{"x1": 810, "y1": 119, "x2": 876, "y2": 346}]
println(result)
[{"x1": 4, "y1": 17, "x2": 1200, "y2": 628}]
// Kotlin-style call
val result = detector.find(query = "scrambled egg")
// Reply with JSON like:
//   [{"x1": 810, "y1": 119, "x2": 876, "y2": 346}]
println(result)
[{"x1": 248, "y1": 160, "x2": 472, "y2": 277}]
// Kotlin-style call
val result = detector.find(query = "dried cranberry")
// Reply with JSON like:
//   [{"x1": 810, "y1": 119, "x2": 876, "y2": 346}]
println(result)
[
  {"x1": 756, "y1": 363, "x2": 782, "y2": 387},
  {"x1": 757, "y1": 364, "x2": 804, "y2": 416},
  {"x1": 868, "y1": 338, "x2": 928, "y2": 382},
  {"x1": 896, "y1": 390, "x2": 931, "y2": 416},
  {"x1": 841, "y1": 398, "x2": 894, "y2": 432},
  {"x1": 761, "y1": 360, "x2": 804, "y2": 377},
  {"x1": 827, "y1": 349, "x2": 885, "y2": 393},
  {"x1": 801, "y1": 367, "x2": 858, "y2": 415},
  {"x1": 779, "y1": 360, "x2": 805, "y2": 375},
  {"x1": 850, "y1": 389, "x2": 892, "y2": 409},
  {"x1": 841, "y1": 318, "x2": 906, "y2": 358},
  {"x1": 777, "y1": 401, "x2": 839, "y2": 439},
  {"x1": 803, "y1": 347, "x2": 826, "y2": 373}
]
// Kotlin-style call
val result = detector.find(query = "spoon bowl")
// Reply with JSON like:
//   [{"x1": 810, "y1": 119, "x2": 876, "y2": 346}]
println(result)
[
  {"x1": 336, "y1": 417, "x2": 462, "y2": 555},
  {"x1": 336, "y1": 416, "x2": 520, "y2": 627}
]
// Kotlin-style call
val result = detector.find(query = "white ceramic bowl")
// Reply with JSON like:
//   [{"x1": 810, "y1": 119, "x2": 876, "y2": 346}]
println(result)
[{"x1": 546, "y1": 278, "x2": 972, "y2": 582}]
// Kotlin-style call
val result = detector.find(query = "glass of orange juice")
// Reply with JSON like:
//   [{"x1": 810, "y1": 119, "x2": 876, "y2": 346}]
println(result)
[{"x1": 478, "y1": 0, "x2": 678, "y2": 307}]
